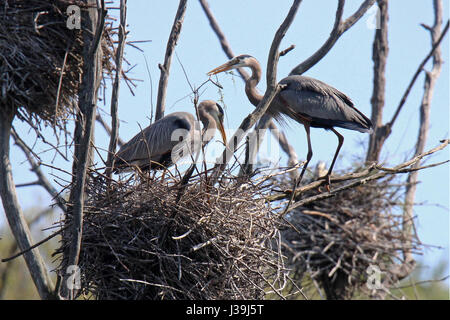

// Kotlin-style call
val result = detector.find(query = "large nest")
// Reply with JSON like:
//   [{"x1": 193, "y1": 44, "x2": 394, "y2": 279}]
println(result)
[
  {"x1": 0, "y1": 0, "x2": 115, "y2": 126},
  {"x1": 56, "y1": 172, "x2": 290, "y2": 300},
  {"x1": 275, "y1": 167, "x2": 420, "y2": 300}
]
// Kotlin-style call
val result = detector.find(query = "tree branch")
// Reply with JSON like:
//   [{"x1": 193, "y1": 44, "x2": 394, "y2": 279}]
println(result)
[
  {"x1": 388, "y1": 19, "x2": 449, "y2": 129},
  {"x1": 199, "y1": 0, "x2": 299, "y2": 173},
  {"x1": 11, "y1": 129, "x2": 67, "y2": 213},
  {"x1": 0, "y1": 112, "x2": 54, "y2": 299},
  {"x1": 366, "y1": 9, "x2": 449, "y2": 162},
  {"x1": 289, "y1": 0, "x2": 375, "y2": 75},
  {"x1": 61, "y1": 0, "x2": 105, "y2": 299},
  {"x1": 154, "y1": 0, "x2": 188, "y2": 121},
  {"x1": 96, "y1": 113, "x2": 125, "y2": 147},
  {"x1": 105, "y1": 0, "x2": 127, "y2": 177},
  {"x1": 402, "y1": 0, "x2": 444, "y2": 269},
  {"x1": 0, "y1": 207, "x2": 54, "y2": 299},
  {"x1": 366, "y1": 0, "x2": 389, "y2": 162},
  {"x1": 279, "y1": 139, "x2": 449, "y2": 214},
  {"x1": 211, "y1": 0, "x2": 303, "y2": 182}
]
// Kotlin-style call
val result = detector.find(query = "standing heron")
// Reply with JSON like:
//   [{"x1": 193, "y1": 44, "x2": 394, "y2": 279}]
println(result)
[
  {"x1": 113, "y1": 100, "x2": 227, "y2": 173},
  {"x1": 208, "y1": 54, "x2": 373, "y2": 186}
]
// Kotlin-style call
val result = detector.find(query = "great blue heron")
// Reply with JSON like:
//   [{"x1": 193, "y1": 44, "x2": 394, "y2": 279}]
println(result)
[
  {"x1": 208, "y1": 54, "x2": 373, "y2": 186},
  {"x1": 113, "y1": 100, "x2": 227, "y2": 173}
]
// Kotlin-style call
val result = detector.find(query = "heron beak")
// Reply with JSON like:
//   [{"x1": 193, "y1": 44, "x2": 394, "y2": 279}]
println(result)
[
  {"x1": 207, "y1": 60, "x2": 237, "y2": 76},
  {"x1": 217, "y1": 120, "x2": 227, "y2": 146}
]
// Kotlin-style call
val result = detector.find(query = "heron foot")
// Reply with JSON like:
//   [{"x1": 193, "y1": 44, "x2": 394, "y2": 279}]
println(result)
[{"x1": 317, "y1": 174, "x2": 332, "y2": 192}]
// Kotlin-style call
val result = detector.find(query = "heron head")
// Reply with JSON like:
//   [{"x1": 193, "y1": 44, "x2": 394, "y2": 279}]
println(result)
[
  {"x1": 207, "y1": 54, "x2": 256, "y2": 76},
  {"x1": 198, "y1": 100, "x2": 227, "y2": 145}
]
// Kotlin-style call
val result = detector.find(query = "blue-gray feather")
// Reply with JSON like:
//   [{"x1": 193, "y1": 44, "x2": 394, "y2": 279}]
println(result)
[{"x1": 273, "y1": 75, "x2": 373, "y2": 133}]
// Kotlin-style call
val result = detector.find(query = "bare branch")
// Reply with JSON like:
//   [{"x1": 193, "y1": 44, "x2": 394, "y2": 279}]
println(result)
[
  {"x1": 403, "y1": 0, "x2": 444, "y2": 268},
  {"x1": 281, "y1": 139, "x2": 449, "y2": 214},
  {"x1": 388, "y1": 19, "x2": 449, "y2": 128},
  {"x1": 366, "y1": 0, "x2": 389, "y2": 162},
  {"x1": 199, "y1": 0, "x2": 299, "y2": 171},
  {"x1": 366, "y1": 7, "x2": 449, "y2": 162},
  {"x1": 211, "y1": 0, "x2": 303, "y2": 182},
  {"x1": 96, "y1": 113, "x2": 125, "y2": 147},
  {"x1": 0, "y1": 207, "x2": 54, "y2": 299},
  {"x1": 11, "y1": 129, "x2": 67, "y2": 213},
  {"x1": 105, "y1": 0, "x2": 127, "y2": 177},
  {"x1": 268, "y1": 139, "x2": 449, "y2": 204},
  {"x1": 0, "y1": 112, "x2": 54, "y2": 299},
  {"x1": 154, "y1": 0, "x2": 188, "y2": 121},
  {"x1": 61, "y1": 0, "x2": 106, "y2": 300},
  {"x1": 289, "y1": 0, "x2": 375, "y2": 75}
]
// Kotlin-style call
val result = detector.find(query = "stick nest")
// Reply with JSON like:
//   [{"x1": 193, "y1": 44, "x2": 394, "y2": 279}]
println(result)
[
  {"x1": 56, "y1": 172, "x2": 288, "y2": 300},
  {"x1": 0, "y1": 0, "x2": 115, "y2": 127},
  {"x1": 276, "y1": 168, "x2": 420, "y2": 299}
]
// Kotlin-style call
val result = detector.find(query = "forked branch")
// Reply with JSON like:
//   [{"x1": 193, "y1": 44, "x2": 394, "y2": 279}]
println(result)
[{"x1": 211, "y1": 0, "x2": 303, "y2": 182}]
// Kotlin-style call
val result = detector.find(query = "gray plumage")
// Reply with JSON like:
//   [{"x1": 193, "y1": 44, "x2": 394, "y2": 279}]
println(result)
[
  {"x1": 275, "y1": 75, "x2": 372, "y2": 133},
  {"x1": 208, "y1": 55, "x2": 373, "y2": 186},
  {"x1": 113, "y1": 100, "x2": 227, "y2": 173}
]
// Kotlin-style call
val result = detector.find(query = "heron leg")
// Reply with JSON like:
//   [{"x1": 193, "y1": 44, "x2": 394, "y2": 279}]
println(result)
[
  {"x1": 323, "y1": 128, "x2": 344, "y2": 189},
  {"x1": 297, "y1": 122, "x2": 313, "y2": 187}
]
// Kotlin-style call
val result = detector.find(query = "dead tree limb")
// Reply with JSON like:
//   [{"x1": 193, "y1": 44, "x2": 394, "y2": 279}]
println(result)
[
  {"x1": 199, "y1": 0, "x2": 299, "y2": 174},
  {"x1": 61, "y1": 0, "x2": 105, "y2": 300},
  {"x1": 154, "y1": 0, "x2": 188, "y2": 121},
  {"x1": 366, "y1": 3, "x2": 449, "y2": 162},
  {"x1": 105, "y1": 0, "x2": 127, "y2": 177},
  {"x1": 211, "y1": 0, "x2": 303, "y2": 182},
  {"x1": 289, "y1": 0, "x2": 376, "y2": 75},
  {"x1": 247, "y1": 0, "x2": 375, "y2": 175},
  {"x1": 0, "y1": 112, "x2": 55, "y2": 299},
  {"x1": 280, "y1": 139, "x2": 449, "y2": 214},
  {"x1": 366, "y1": 0, "x2": 389, "y2": 162},
  {"x1": 0, "y1": 207, "x2": 54, "y2": 299},
  {"x1": 267, "y1": 139, "x2": 449, "y2": 203},
  {"x1": 402, "y1": 0, "x2": 444, "y2": 272},
  {"x1": 11, "y1": 129, "x2": 67, "y2": 213},
  {"x1": 96, "y1": 113, "x2": 124, "y2": 147}
]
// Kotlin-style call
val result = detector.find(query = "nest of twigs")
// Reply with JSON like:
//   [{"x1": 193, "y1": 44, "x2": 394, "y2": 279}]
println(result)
[
  {"x1": 56, "y1": 171, "x2": 289, "y2": 300},
  {"x1": 0, "y1": 0, "x2": 115, "y2": 126},
  {"x1": 277, "y1": 167, "x2": 420, "y2": 300}
]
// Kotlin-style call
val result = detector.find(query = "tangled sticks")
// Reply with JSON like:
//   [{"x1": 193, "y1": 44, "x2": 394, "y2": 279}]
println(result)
[
  {"x1": 56, "y1": 171, "x2": 291, "y2": 300},
  {"x1": 0, "y1": 0, "x2": 115, "y2": 127}
]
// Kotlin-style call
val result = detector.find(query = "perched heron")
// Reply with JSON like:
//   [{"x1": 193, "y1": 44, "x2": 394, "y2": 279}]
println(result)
[
  {"x1": 113, "y1": 100, "x2": 227, "y2": 173},
  {"x1": 208, "y1": 54, "x2": 373, "y2": 185}
]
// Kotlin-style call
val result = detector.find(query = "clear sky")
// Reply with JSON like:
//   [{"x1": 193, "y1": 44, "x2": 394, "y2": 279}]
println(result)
[{"x1": 4, "y1": 0, "x2": 449, "y2": 286}]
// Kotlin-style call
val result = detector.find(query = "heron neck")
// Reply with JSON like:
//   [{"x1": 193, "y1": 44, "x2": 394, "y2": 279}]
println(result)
[
  {"x1": 199, "y1": 111, "x2": 216, "y2": 145},
  {"x1": 245, "y1": 61, "x2": 264, "y2": 107}
]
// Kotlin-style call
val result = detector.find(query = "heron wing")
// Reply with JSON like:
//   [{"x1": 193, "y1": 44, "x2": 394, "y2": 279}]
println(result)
[
  {"x1": 278, "y1": 75, "x2": 372, "y2": 133},
  {"x1": 115, "y1": 112, "x2": 194, "y2": 169}
]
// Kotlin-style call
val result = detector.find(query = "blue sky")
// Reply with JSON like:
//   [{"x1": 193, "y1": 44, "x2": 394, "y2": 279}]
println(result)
[{"x1": 3, "y1": 1, "x2": 449, "y2": 287}]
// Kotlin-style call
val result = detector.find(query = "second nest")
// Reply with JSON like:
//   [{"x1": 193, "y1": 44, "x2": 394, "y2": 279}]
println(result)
[{"x1": 58, "y1": 172, "x2": 287, "y2": 300}]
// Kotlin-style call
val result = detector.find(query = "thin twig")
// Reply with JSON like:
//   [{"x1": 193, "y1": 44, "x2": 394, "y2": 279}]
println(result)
[
  {"x1": 105, "y1": 0, "x2": 127, "y2": 177},
  {"x1": 199, "y1": 0, "x2": 299, "y2": 170}
]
